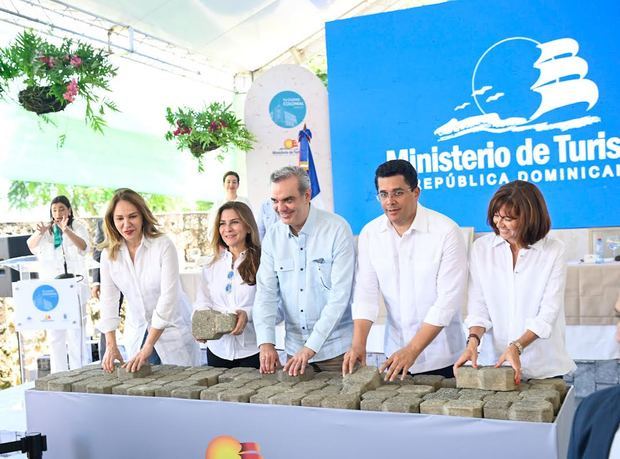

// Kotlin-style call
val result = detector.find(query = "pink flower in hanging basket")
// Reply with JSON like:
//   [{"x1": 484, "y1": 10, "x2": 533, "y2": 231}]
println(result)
[
  {"x1": 37, "y1": 56, "x2": 55, "y2": 68},
  {"x1": 69, "y1": 55, "x2": 82, "y2": 67},
  {"x1": 63, "y1": 79, "x2": 79, "y2": 103}
]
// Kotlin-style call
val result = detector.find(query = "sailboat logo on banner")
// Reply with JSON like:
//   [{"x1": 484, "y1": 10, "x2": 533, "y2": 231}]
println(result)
[{"x1": 434, "y1": 37, "x2": 600, "y2": 141}]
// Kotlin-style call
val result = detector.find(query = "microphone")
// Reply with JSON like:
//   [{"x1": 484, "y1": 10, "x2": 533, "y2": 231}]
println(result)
[{"x1": 55, "y1": 231, "x2": 75, "y2": 279}]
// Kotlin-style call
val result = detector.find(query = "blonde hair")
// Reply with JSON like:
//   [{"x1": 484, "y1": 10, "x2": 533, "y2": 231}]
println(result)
[
  {"x1": 100, "y1": 188, "x2": 163, "y2": 260},
  {"x1": 209, "y1": 201, "x2": 261, "y2": 285}
]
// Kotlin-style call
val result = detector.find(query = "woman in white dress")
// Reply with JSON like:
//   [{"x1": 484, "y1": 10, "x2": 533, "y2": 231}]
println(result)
[
  {"x1": 98, "y1": 188, "x2": 199, "y2": 372},
  {"x1": 194, "y1": 201, "x2": 261, "y2": 368},
  {"x1": 454, "y1": 180, "x2": 575, "y2": 383},
  {"x1": 27, "y1": 195, "x2": 90, "y2": 373}
]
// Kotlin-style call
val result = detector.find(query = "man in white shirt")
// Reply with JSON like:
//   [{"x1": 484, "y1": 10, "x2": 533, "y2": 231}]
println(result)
[{"x1": 343, "y1": 159, "x2": 467, "y2": 381}]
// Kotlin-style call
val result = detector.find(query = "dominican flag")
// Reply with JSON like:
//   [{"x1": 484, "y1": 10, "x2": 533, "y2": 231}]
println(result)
[{"x1": 298, "y1": 125, "x2": 324, "y2": 208}]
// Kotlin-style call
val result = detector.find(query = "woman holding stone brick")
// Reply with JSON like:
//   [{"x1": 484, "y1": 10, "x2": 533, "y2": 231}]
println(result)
[
  {"x1": 192, "y1": 201, "x2": 261, "y2": 369},
  {"x1": 454, "y1": 180, "x2": 576, "y2": 384},
  {"x1": 98, "y1": 188, "x2": 200, "y2": 372}
]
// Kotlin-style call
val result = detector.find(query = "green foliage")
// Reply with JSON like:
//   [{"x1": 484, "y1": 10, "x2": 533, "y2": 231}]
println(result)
[
  {"x1": 7, "y1": 180, "x2": 179, "y2": 215},
  {"x1": 165, "y1": 102, "x2": 255, "y2": 172},
  {"x1": 0, "y1": 30, "x2": 118, "y2": 132}
]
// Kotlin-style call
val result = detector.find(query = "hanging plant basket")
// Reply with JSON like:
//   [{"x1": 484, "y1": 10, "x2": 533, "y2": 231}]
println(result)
[
  {"x1": 0, "y1": 31, "x2": 118, "y2": 133},
  {"x1": 189, "y1": 140, "x2": 219, "y2": 157},
  {"x1": 18, "y1": 85, "x2": 66, "y2": 114},
  {"x1": 165, "y1": 102, "x2": 255, "y2": 172}
]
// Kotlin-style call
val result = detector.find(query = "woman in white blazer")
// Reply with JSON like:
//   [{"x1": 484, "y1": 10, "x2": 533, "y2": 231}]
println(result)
[{"x1": 98, "y1": 188, "x2": 199, "y2": 372}]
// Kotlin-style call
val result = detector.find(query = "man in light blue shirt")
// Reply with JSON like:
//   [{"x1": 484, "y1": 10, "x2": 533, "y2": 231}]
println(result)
[{"x1": 254, "y1": 166, "x2": 354, "y2": 376}]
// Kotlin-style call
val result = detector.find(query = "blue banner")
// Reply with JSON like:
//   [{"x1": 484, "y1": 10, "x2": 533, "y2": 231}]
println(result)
[{"x1": 326, "y1": 0, "x2": 620, "y2": 232}]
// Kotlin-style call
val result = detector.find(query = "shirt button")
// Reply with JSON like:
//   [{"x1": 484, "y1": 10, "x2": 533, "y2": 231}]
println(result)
[
  {"x1": 300, "y1": 248, "x2": 303, "y2": 250},
  {"x1": 300, "y1": 288, "x2": 303, "y2": 292},
  {"x1": 300, "y1": 268, "x2": 304, "y2": 271},
  {"x1": 302, "y1": 327, "x2": 305, "y2": 330},
  {"x1": 300, "y1": 309, "x2": 304, "y2": 312}
]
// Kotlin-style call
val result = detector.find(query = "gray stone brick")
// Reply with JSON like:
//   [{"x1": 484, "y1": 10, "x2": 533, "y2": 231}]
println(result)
[
  {"x1": 375, "y1": 385, "x2": 400, "y2": 393},
  {"x1": 218, "y1": 388, "x2": 256, "y2": 403},
  {"x1": 242, "y1": 379, "x2": 274, "y2": 391},
  {"x1": 419, "y1": 399, "x2": 448, "y2": 415},
  {"x1": 483, "y1": 391, "x2": 521, "y2": 403},
  {"x1": 440, "y1": 378, "x2": 457, "y2": 388},
  {"x1": 456, "y1": 366, "x2": 516, "y2": 391},
  {"x1": 397, "y1": 384, "x2": 435, "y2": 397},
  {"x1": 360, "y1": 398, "x2": 386, "y2": 412},
  {"x1": 117, "y1": 364, "x2": 152, "y2": 380},
  {"x1": 342, "y1": 366, "x2": 382, "y2": 393},
  {"x1": 314, "y1": 371, "x2": 341, "y2": 380},
  {"x1": 170, "y1": 386, "x2": 204, "y2": 399},
  {"x1": 527, "y1": 378, "x2": 568, "y2": 400},
  {"x1": 72, "y1": 376, "x2": 114, "y2": 393},
  {"x1": 301, "y1": 391, "x2": 328, "y2": 407},
  {"x1": 444, "y1": 399, "x2": 484, "y2": 418},
  {"x1": 293, "y1": 380, "x2": 328, "y2": 392},
  {"x1": 381, "y1": 396, "x2": 422, "y2": 413},
  {"x1": 320, "y1": 393, "x2": 360, "y2": 410},
  {"x1": 362, "y1": 390, "x2": 395, "y2": 400},
  {"x1": 269, "y1": 391, "x2": 307, "y2": 406},
  {"x1": 458, "y1": 389, "x2": 495, "y2": 400},
  {"x1": 86, "y1": 380, "x2": 123, "y2": 394},
  {"x1": 318, "y1": 384, "x2": 341, "y2": 394},
  {"x1": 276, "y1": 367, "x2": 315, "y2": 383},
  {"x1": 249, "y1": 387, "x2": 283, "y2": 404},
  {"x1": 47, "y1": 377, "x2": 76, "y2": 392},
  {"x1": 127, "y1": 385, "x2": 159, "y2": 396},
  {"x1": 192, "y1": 309, "x2": 237, "y2": 340},
  {"x1": 422, "y1": 388, "x2": 460, "y2": 401},
  {"x1": 508, "y1": 400, "x2": 554, "y2": 423},
  {"x1": 483, "y1": 400, "x2": 512, "y2": 420},
  {"x1": 412, "y1": 375, "x2": 444, "y2": 390},
  {"x1": 34, "y1": 375, "x2": 57, "y2": 391},
  {"x1": 595, "y1": 360, "x2": 619, "y2": 385},
  {"x1": 520, "y1": 389, "x2": 561, "y2": 413}
]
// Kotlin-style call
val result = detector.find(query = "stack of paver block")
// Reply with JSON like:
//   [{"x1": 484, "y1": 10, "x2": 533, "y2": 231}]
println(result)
[{"x1": 33, "y1": 364, "x2": 567, "y2": 423}]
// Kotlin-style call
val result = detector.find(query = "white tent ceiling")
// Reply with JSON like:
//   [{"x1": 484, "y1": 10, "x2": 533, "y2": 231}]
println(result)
[{"x1": 0, "y1": 0, "x2": 443, "y2": 91}]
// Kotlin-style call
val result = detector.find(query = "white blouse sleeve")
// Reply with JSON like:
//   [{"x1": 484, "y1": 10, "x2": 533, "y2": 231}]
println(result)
[
  {"x1": 150, "y1": 237, "x2": 181, "y2": 330},
  {"x1": 97, "y1": 249, "x2": 122, "y2": 333},
  {"x1": 464, "y1": 241, "x2": 494, "y2": 331}
]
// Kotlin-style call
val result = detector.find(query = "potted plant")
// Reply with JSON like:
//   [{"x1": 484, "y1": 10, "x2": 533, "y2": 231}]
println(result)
[
  {"x1": 165, "y1": 102, "x2": 255, "y2": 172},
  {"x1": 0, "y1": 30, "x2": 118, "y2": 132}
]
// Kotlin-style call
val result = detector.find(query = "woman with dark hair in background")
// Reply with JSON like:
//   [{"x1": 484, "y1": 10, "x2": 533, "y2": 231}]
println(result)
[
  {"x1": 98, "y1": 188, "x2": 199, "y2": 372},
  {"x1": 454, "y1": 180, "x2": 575, "y2": 384},
  {"x1": 193, "y1": 201, "x2": 261, "y2": 368},
  {"x1": 27, "y1": 195, "x2": 90, "y2": 373}
]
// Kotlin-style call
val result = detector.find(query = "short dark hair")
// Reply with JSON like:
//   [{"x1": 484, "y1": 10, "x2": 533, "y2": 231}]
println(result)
[
  {"x1": 49, "y1": 195, "x2": 74, "y2": 228},
  {"x1": 374, "y1": 159, "x2": 418, "y2": 190},
  {"x1": 223, "y1": 171, "x2": 240, "y2": 183},
  {"x1": 487, "y1": 180, "x2": 551, "y2": 247}
]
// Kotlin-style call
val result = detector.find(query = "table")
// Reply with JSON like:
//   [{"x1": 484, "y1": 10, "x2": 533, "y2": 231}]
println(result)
[{"x1": 25, "y1": 388, "x2": 575, "y2": 459}]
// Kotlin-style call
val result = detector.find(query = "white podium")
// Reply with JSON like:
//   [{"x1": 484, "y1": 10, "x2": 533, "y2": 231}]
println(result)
[{"x1": 13, "y1": 278, "x2": 82, "y2": 331}]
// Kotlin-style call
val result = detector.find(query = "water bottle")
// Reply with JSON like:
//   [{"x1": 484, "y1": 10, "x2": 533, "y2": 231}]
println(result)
[{"x1": 594, "y1": 237, "x2": 604, "y2": 264}]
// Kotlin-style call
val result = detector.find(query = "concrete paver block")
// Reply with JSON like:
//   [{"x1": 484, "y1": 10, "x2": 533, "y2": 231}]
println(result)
[
  {"x1": 381, "y1": 396, "x2": 422, "y2": 413},
  {"x1": 483, "y1": 400, "x2": 512, "y2": 420},
  {"x1": 527, "y1": 379, "x2": 568, "y2": 400},
  {"x1": 444, "y1": 399, "x2": 484, "y2": 418},
  {"x1": 483, "y1": 391, "x2": 521, "y2": 403},
  {"x1": 218, "y1": 388, "x2": 256, "y2": 403},
  {"x1": 412, "y1": 375, "x2": 444, "y2": 390},
  {"x1": 192, "y1": 309, "x2": 237, "y2": 340},
  {"x1": 508, "y1": 400, "x2": 554, "y2": 423},
  {"x1": 419, "y1": 399, "x2": 448, "y2": 415},
  {"x1": 520, "y1": 389, "x2": 561, "y2": 413},
  {"x1": 440, "y1": 378, "x2": 457, "y2": 388},
  {"x1": 276, "y1": 367, "x2": 315, "y2": 383},
  {"x1": 170, "y1": 386, "x2": 204, "y2": 399},
  {"x1": 320, "y1": 393, "x2": 360, "y2": 410},
  {"x1": 456, "y1": 366, "x2": 516, "y2": 391},
  {"x1": 117, "y1": 364, "x2": 152, "y2": 380},
  {"x1": 269, "y1": 391, "x2": 307, "y2": 406}
]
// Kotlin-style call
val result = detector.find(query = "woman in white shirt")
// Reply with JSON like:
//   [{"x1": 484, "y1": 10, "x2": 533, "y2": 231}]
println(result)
[
  {"x1": 194, "y1": 201, "x2": 261, "y2": 368},
  {"x1": 98, "y1": 188, "x2": 199, "y2": 372},
  {"x1": 454, "y1": 180, "x2": 575, "y2": 383},
  {"x1": 27, "y1": 195, "x2": 90, "y2": 373}
]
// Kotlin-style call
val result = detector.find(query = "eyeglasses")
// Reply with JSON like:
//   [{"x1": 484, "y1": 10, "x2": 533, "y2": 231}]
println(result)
[
  {"x1": 493, "y1": 214, "x2": 516, "y2": 223},
  {"x1": 225, "y1": 270, "x2": 234, "y2": 293},
  {"x1": 376, "y1": 188, "x2": 413, "y2": 202}
]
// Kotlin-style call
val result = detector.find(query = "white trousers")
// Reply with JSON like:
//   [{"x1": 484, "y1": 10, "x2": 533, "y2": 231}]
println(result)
[{"x1": 48, "y1": 298, "x2": 90, "y2": 373}]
